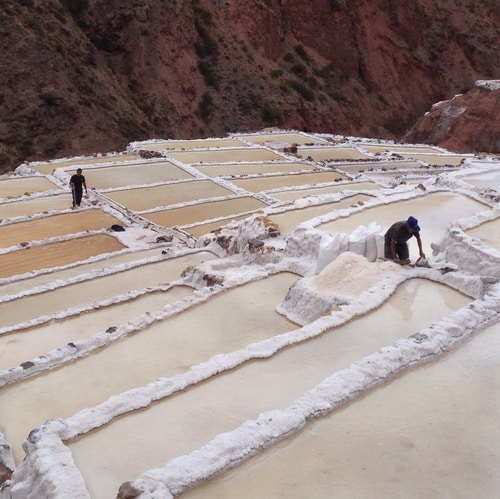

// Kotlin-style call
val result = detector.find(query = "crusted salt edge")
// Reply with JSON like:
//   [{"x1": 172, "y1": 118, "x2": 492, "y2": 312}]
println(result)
[
  {"x1": 0, "y1": 261, "x2": 269, "y2": 386},
  {"x1": 122, "y1": 283, "x2": 500, "y2": 496},
  {"x1": 43, "y1": 267, "x2": 475, "y2": 437},
  {"x1": 0, "y1": 252, "x2": 172, "y2": 306}
]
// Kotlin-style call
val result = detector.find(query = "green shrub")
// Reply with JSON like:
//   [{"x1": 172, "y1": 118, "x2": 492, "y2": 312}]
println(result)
[
  {"x1": 261, "y1": 106, "x2": 282, "y2": 124},
  {"x1": 198, "y1": 61, "x2": 219, "y2": 89},
  {"x1": 58, "y1": 0, "x2": 88, "y2": 21},
  {"x1": 287, "y1": 79, "x2": 315, "y2": 101},
  {"x1": 198, "y1": 92, "x2": 214, "y2": 123}
]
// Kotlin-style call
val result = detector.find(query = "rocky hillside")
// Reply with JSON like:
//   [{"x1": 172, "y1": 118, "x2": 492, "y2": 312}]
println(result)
[
  {"x1": 404, "y1": 80, "x2": 500, "y2": 154},
  {"x1": 1, "y1": 0, "x2": 500, "y2": 173}
]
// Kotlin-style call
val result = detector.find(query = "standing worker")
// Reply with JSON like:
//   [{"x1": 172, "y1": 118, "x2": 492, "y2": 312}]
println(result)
[
  {"x1": 384, "y1": 216, "x2": 425, "y2": 264},
  {"x1": 70, "y1": 168, "x2": 87, "y2": 209}
]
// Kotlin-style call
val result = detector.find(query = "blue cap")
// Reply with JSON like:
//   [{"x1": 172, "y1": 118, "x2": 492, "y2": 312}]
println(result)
[{"x1": 407, "y1": 216, "x2": 420, "y2": 232}]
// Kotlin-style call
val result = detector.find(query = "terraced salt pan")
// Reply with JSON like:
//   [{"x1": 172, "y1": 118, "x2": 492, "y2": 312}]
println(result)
[
  {"x1": 167, "y1": 148, "x2": 285, "y2": 164},
  {"x1": 194, "y1": 161, "x2": 314, "y2": 177},
  {"x1": 360, "y1": 144, "x2": 443, "y2": 154},
  {"x1": 0, "y1": 210, "x2": 122, "y2": 249},
  {"x1": 230, "y1": 171, "x2": 348, "y2": 193},
  {"x1": 318, "y1": 192, "x2": 489, "y2": 258},
  {"x1": 143, "y1": 197, "x2": 268, "y2": 228},
  {"x1": 0, "y1": 273, "x2": 298, "y2": 464},
  {"x1": 461, "y1": 170, "x2": 500, "y2": 191},
  {"x1": 0, "y1": 247, "x2": 162, "y2": 298},
  {"x1": 270, "y1": 182, "x2": 380, "y2": 202},
  {"x1": 183, "y1": 214, "x2": 250, "y2": 238},
  {"x1": 67, "y1": 279, "x2": 470, "y2": 498},
  {"x1": 0, "y1": 194, "x2": 72, "y2": 220},
  {"x1": 267, "y1": 194, "x2": 373, "y2": 235},
  {"x1": 0, "y1": 234, "x2": 125, "y2": 279},
  {"x1": 466, "y1": 218, "x2": 500, "y2": 252},
  {"x1": 400, "y1": 153, "x2": 467, "y2": 166},
  {"x1": 27, "y1": 154, "x2": 140, "y2": 174},
  {"x1": 235, "y1": 132, "x2": 329, "y2": 146},
  {"x1": 76, "y1": 161, "x2": 195, "y2": 189},
  {"x1": 183, "y1": 313, "x2": 498, "y2": 499},
  {"x1": 333, "y1": 160, "x2": 423, "y2": 174},
  {"x1": 137, "y1": 139, "x2": 246, "y2": 151},
  {"x1": 0, "y1": 176, "x2": 60, "y2": 197},
  {"x1": 296, "y1": 146, "x2": 370, "y2": 162},
  {"x1": 1, "y1": 251, "x2": 216, "y2": 330},
  {"x1": 102, "y1": 180, "x2": 235, "y2": 212},
  {"x1": 0, "y1": 286, "x2": 193, "y2": 371}
]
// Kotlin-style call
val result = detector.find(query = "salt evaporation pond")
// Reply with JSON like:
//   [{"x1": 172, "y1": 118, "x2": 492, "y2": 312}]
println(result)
[
  {"x1": 0, "y1": 234, "x2": 125, "y2": 279},
  {"x1": 1, "y1": 129, "x2": 499, "y2": 498},
  {"x1": 0, "y1": 194, "x2": 72, "y2": 219},
  {"x1": 0, "y1": 176, "x2": 59, "y2": 197},
  {"x1": 78, "y1": 160, "x2": 195, "y2": 189},
  {"x1": 0, "y1": 273, "x2": 298, "y2": 464},
  {"x1": 68, "y1": 279, "x2": 470, "y2": 498},
  {"x1": 102, "y1": 180, "x2": 234, "y2": 211},
  {"x1": 461, "y1": 170, "x2": 500, "y2": 191},
  {"x1": 267, "y1": 194, "x2": 373, "y2": 235},
  {"x1": 269, "y1": 181, "x2": 380, "y2": 202},
  {"x1": 27, "y1": 154, "x2": 139, "y2": 175},
  {"x1": 194, "y1": 161, "x2": 315, "y2": 177},
  {"x1": 182, "y1": 319, "x2": 500, "y2": 499},
  {"x1": 466, "y1": 218, "x2": 500, "y2": 252}
]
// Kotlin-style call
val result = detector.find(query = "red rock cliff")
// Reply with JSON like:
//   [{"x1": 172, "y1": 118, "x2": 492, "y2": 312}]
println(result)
[{"x1": 1, "y1": 0, "x2": 499, "y2": 172}]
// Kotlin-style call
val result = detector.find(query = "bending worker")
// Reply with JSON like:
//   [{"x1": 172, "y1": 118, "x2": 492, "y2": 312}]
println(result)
[{"x1": 384, "y1": 216, "x2": 425, "y2": 264}]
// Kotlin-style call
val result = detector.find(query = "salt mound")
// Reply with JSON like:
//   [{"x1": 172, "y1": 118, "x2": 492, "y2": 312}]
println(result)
[{"x1": 277, "y1": 252, "x2": 396, "y2": 325}]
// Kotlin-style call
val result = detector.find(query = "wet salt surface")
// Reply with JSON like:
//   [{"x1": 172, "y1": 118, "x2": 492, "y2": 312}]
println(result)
[
  {"x1": 68, "y1": 279, "x2": 469, "y2": 499},
  {"x1": 143, "y1": 196, "x2": 267, "y2": 228},
  {"x1": 268, "y1": 194, "x2": 373, "y2": 235},
  {"x1": 80, "y1": 160, "x2": 195, "y2": 189},
  {"x1": 27, "y1": 154, "x2": 140, "y2": 174},
  {"x1": 0, "y1": 210, "x2": 122, "y2": 248},
  {"x1": 0, "y1": 234, "x2": 125, "y2": 279},
  {"x1": 0, "y1": 176, "x2": 60, "y2": 197},
  {"x1": 462, "y1": 170, "x2": 500, "y2": 191},
  {"x1": 1, "y1": 252, "x2": 216, "y2": 330},
  {"x1": 235, "y1": 132, "x2": 329, "y2": 146},
  {"x1": 168, "y1": 147, "x2": 285, "y2": 164},
  {"x1": 0, "y1": 286, "x2": 193, "y2": 371},
  {"x1": 102, "y1": 180, "x2": 234, "y2": 211},
  {"x1": 0, "y1": 247, "x2": 162, "y2": 298},
  {"x1": 0, "y1": 194, "x2": 72, "y2": 219},
  {"x1": 195, "y1": 161, "x2": 314, "y2": 177},
  {"x1": 296, "y1": 146, "x2": 369, "y2": 161},
  {"x1": 466, "y1": 218, "x2": 500, "y2": 251},
  {"x1": 182, "y1": 319, "x2": 500, "y2": 499},
  {"x1": 269, "y1": 181, "x2": 380, "y2": 202},
  {"x1": 1, "y1": 273, "x2": 298, "y2": 464},
  {"x1": 230, "y1": 170, "x2": 348, "y2": 192}
]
